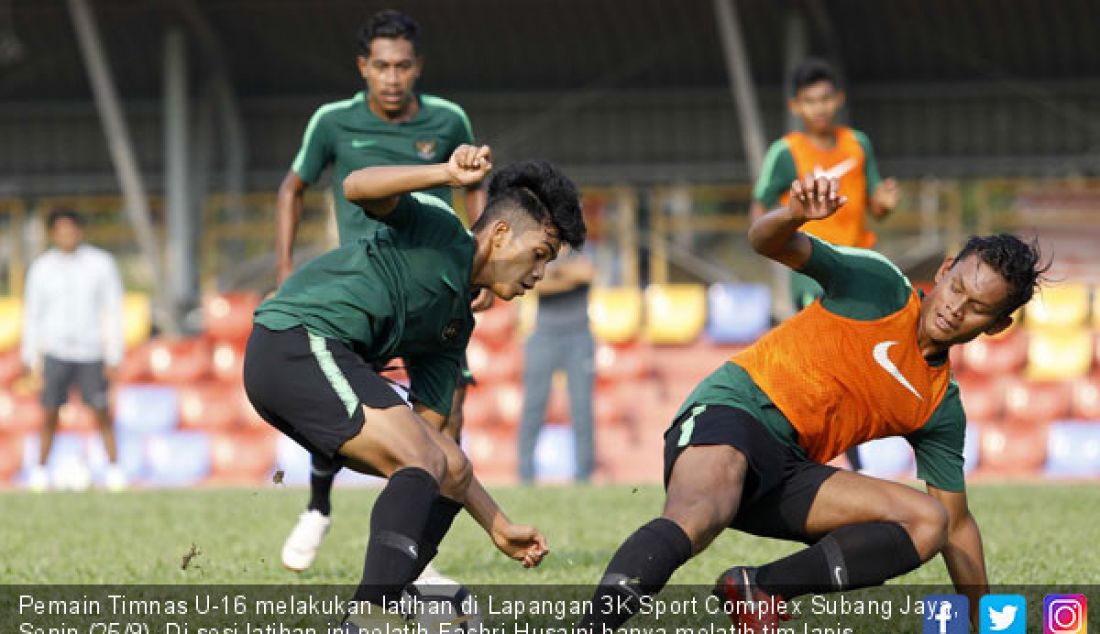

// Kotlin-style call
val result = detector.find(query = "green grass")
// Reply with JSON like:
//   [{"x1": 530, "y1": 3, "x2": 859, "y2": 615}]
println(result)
[{"x1": 1, "y1": 482, "x2": 1097, "y2": 585}]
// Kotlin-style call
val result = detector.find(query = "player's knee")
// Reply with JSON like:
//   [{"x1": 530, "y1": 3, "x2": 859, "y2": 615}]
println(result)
[
  {"x1": 906, "y1": 497, "x2": 949, "y2": 559},
  {"x1": 445, "y1": 451, "x2": 473, "y2": 494},
  {"x1": 397, "y1": 442, "x2": 448, "y2": 482}
]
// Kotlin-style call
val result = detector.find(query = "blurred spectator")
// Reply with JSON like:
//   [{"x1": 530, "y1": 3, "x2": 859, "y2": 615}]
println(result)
[
  {"x1": 518, "y1": 250, "x2": 596, "y2": 483},
  {"x1": 21, "y1": 210, "x2": 125, "y2": 491}
]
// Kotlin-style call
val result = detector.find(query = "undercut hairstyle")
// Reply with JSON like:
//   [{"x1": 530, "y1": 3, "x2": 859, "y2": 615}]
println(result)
[
  {"x1": 792, "y1": 58, "x2": 840, "y2": 94},
  {"x1": 472, "y1": 160, "x2": 586, "y2": 250},
  {"x1": 357, "y1": 9, "x2": 421, "y2": 57},
  {"x1": 46, "y1": 209, "x2": 84, "y2": 229},
  {"x1": 951, "y1": 234, "x2": 1050, "y2": 316}
]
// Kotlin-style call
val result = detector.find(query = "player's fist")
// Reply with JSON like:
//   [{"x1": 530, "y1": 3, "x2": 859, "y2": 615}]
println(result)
[
  {"x1": 446, "y1": 144, "x2": 492, "y2": 188},
  {"x1": 492, "y1": 522, "x2": 549, "y2": 568},
  {"x1": 788, "y1": 174, "x2": 847, "y2": 222}
]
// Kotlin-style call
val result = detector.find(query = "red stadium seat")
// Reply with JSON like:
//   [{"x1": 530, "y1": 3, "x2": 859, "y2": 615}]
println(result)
[
  {"x1": 955, "y1": 374, "x2": 1005, "y2": 421},
  {"x1": 463, "y1": 426, "x2": 517, "y2": 485},
  {"x1": 978, "y1": 419, "x2": 1049, "y2": 476},
  {"x1": 116, "y1": 343, "x2": 153, "y2": 384},
  {"x1": 238, "y1": 387, "x2": 269, "y2": 431},
  {"x1": 466, "y1": 339, "x2": 522, "y2": 385},
  {"x1": 203, "y1": 292, "x2": 260, "y2": 344},
  {"x1": 0, "y1": 431, "x2": 22, "y2": 481},
  {"x1": 595, "y1": 341, "x2": 652, "y2": 385},
  {"x1": 960, "y1": 330, "x2": 1028, "y2": 376},
  {"x1": 461, "y1": 385, "x2": 500, "y2": 429},
  {"x1": 148, "y1": 337, "x2": 213, "y2": 384},
  {"x1": 209, "y1": 430, "x2": 276, "y2": 483},
  {"x1": 0, "y1": 348, "x2": 22, "y2": 388},
  {"x1": 211, "y1": 340, "x2": 246, "y2": 384},
  {"x1": 1070, "y1": 376, "x2": 1100, "y2": 420},
  {"x1": 473, "y1": 301, "x2": 518, "y2": 348},
  {"x1": 493, "y1": 382, "x2": 524, "y2": 428},
  {"x1": 1003, "y1": 378, "x2": 1072, "y2": 423},
  {"x1": 545, "y1": 378, "x2": 571, "y2": 423},
  {"x1": 0, "y1": 390, "x2": 45, "y2": 432},
  {"x1": 594, "y1": 383, "x2": 632, "y2": 427},
  {"x1": 178, "y1": 382, "x2": 242, "y2": 430}
]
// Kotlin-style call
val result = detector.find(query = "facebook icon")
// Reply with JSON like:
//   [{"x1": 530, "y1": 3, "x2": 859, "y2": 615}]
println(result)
[{"x1": 922, "y1": 595, "x2": 970, "y2": 634}]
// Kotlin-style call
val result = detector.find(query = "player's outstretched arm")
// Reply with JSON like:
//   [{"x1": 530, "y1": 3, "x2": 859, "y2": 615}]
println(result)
[
  {"x1": 927, "y1": 484, "x2": 988, "y2": 630},
  {"x1": 748, "y1": 175, "x2": 848, "y2": 270},
  {"x1": 343, "y1": 144, "x2": 492, "y2": 218}
]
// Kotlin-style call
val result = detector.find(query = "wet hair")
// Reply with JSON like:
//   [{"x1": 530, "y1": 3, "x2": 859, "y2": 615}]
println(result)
[
  {"x1": 951, "y1": 234, "x2": 1050, "y2": 316},
  {"x1": 357, "y1": 9, "x2": 421, "y2": 57},
  {"x1": 46, "y1": 209, "x2": 84, "y2": 229},
  {"x1": 472, "y1": 160, "x2": 586, "y2": 250},
  {"x1": 792, "y1": 58, "x2": 840, "y2": 94}
]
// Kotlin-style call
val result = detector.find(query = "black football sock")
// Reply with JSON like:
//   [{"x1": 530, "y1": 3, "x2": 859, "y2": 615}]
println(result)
[
  {"x1": 410, "y1": 496, "x2": 464, "y2": 579},
  {"x1": 307, "y1": 456, "x2": 340, "y2": 516},
  {"x1": 578, "y1": 518, "x2": 693, "y2": 630},
  {"x1": 352, "y1": 467, "x2": 440, "y2": 606},
  {"x1": 755, "y1": 522, "x2": 922, "y2": 598}
]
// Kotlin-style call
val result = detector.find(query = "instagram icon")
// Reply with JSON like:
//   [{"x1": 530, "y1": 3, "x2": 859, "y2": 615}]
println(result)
[{"x1": 1044, "y1": 594, "x2": 1087, "y2": 634}]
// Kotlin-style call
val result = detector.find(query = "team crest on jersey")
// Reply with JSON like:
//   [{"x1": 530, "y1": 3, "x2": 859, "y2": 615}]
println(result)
[
  {"x1": 415, "y1": 139, "x2": 439, "y2": 160},
  {"x1": 441, "y1": 319, "x2": 462, "y2": 343}
]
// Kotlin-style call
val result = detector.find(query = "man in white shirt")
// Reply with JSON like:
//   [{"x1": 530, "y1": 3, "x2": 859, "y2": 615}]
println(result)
[{"x1": 21, "y1": 210, "x2": 126, "y2": 491}]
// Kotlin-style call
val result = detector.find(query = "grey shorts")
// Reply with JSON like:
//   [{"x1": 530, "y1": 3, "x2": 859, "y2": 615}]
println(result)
[{"x1": 41, "y1": 356, "x2": 109, "y2": 410}]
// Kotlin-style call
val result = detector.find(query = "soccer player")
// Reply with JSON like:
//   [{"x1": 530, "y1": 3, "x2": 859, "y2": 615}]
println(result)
[
  {"x1": 750, "y1": 58, "x2": 900, "y2": 471},
  {"x1": 275, "y1": 10, "x2": 486, "y2": 572},
  {"x1": 579, "y1": 175, "x2": 1046, "y2": 633},
  {"x1": 244, "y1": 144, "x2": 584, "y2": 629}
]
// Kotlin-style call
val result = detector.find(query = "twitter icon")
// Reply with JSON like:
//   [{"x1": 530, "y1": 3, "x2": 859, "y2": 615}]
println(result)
[{"x1": 980, "y1": 594, "x2": 1026, "y2": 634}]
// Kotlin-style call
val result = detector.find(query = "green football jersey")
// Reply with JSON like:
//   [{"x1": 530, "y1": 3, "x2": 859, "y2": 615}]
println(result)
[
  {"x1": 255, "y1": 193, "x2": 476, "y2": 416},
  {"x1": 291, "y1": 91, "x2": 475, "y2": 243}
]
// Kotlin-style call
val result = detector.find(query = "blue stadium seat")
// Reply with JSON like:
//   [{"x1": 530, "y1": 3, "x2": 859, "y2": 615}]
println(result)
[
  {"x1": 963, "y1": 423, "x2": 980, "y2": 474},
  {"x1": 857, "y1": 436, "x2": 915, "y2": 479},
  {"x1": 114, "y1": 385, "x2": 179, "y2": 433},
  {"x1": 534, "y1": 424, "x2": 576, "y2": 481},
  {"x1": 1045, "y1": 422, "x2": 1100, "y2": 478},
  {"x1": 275, "y1": 434, "x2": 313, "y2": 486},
  {"x1": 706, "y1": 283, "x2": 772, "y2": 343},
  {"x1": 86, "y1": 429, "x2": 147, "y2": 482},
  {"x1": 22, "y1": 432, "x2": 92, "y2": 489},
  {"x1": 144, "y1": 431, "x2": 211, "y2": 487}
]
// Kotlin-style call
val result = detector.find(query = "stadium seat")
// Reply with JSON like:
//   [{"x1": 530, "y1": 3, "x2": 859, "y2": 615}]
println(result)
[
  {"x1": 116, "y1": 343, "x2": 153, "y2": 384},
  {"x1": 461, "y1": 385, "x2": 500, "y2": 429},
  {"x1": 209, "y1": 430, "x2": 276, "y2": 482},
  {"x1": 144, "y1": 431, "x2": 212, "y2": 487},
  {"x1": 211, "y1": 340, "x2": 245, "y2": 384},
  {"x1": 705, "y1": 283, "x2": 772, "y2": 343},
  {"x1": 594, "y1": 385, "x2": 629, "y2": 427},
  {"x1": 955, "y1": 374, "x2": 1004, "y2": 421},
  {"x1": 148, "y1": 337, "x2": 213, "y2": 384},
  {"x1": 961, "y1": 330, "x2": 1028, "y2": 376},
  {"x1": 466, "y1": 338, "x2": 522, "y2": 385},
  {"x1": 589, "y1": 287, "x2": 643, "y2": 344},
  {"x1": 202, "y1": 292, "x2": 260, "y2": 344},
  {"x1": 594, "y1": 341, "x2": 652, "y2": 385},
  {"x1": 113, "y1": 384, "x2": 179, "y2": 433},
  {"x1": 857, "y1": 436, "x2": 915, "y2": 480},
  {"x1": 644, "y1": 283, "x2": 707, "y2": 345},
  {"x1": 1045, "y1": 421, "x2": 1100, "y2": 477},
  {"x1": 122, "y1": 292, "x2": 152, "y2": 349},
  {"x1": 0, "y1": 389, "x2": 45, "y2": 432},
  {"x1": 462, "y1": 426, "x2": 517, "y2": 485},
  {"x1": 473, "y1": 301, "x2": 518, "y2": 348},
  {"x1": 238, "y1": 388, "x2": 270, "y2": 430},
  {"x1": 0, "y1": 348, "x2": 22, "y2": 388},
  {"x1": 85, "y1": 429, "x2": 148, "y2": 483},
  {"x1": 1026, "y1": 328, "x2": 1093, "y2": 381},
  {"x1": 274, "y1": 433, "x2": 312, "y2": 486},
  {"x1": 1070, "y1": 376, "x2": 1100, "y2": 420},
  {"x1": 651, "y1": 339, "x2": 740, "y2": 386},
  {"x1": 58, "y1": 401, "x2": 98, "y2": 431},
  {"x1": 178, "y1": 382, "x2": 242, "y2": 430},
  {"x1": 493, "y1": 382, "x2": 524, "y2": 428},
  {"x1": 963, "y1": 423, "x2": 980, "y2": 473},
  {"x1": 1003, "y1": 378, "x2": 1072, "y2": 422},
  {"x1": 0, "y1": 431, "x2": 23, "y2": 481},
  {"x1": 0, "y1": 297, "x2": 21, "y2": 351},
  {"x1": 979, "y1": 420, "x2": 1048, "y2": 475},
  {"x1": 533, "y1": 423, "x2": 576, "y2": 482},
  {"x1": 1025, "y1": 282, "x2": 1090, "y2": 330},
  {"x1": 545, "y1": 376, "x2": 572, "y2": 423}
]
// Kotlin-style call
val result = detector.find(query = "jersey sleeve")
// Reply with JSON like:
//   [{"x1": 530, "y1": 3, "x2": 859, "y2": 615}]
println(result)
[
  {"x1": 906, "y1": 381, "x2": 967, "y2": 492},
  {"x1": 797, "y1": 235, "x2": 912, "y2": 319},
  {"x1": 753, "y1": 140, "x2": 798, "y2": 207},
  {"x1": 290, "y1": 106, "x2": 335, "y2": 184},
  {"x1": 406, "y1": 352, "x2": 461, "y2": 417},
  {"x1": 852, "y1": 129, "x2": 883, "y2": 196},
  {"x1": 382, "y1": 192, "x2": 463, "y2": 234}
]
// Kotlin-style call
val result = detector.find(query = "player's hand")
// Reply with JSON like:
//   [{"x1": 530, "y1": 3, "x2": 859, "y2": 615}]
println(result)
[
  {"x1": 446, "y1": 145, "x2": 492, "y2": 188},
  {"x1": 492, "y1": 522, "x2": 549, "y2": 568},
  {"x1": 470, "y1": 287, "x2": 495, "y2": 312},
  {"x1": 871, "y1": 177, "x2": 900, "y2": 217},
  {"x1": 788, "y1": 175, "x2": 847, "y2": 223}
]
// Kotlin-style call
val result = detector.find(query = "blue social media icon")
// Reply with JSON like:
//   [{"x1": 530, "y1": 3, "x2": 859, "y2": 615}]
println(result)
[
  {"x1": 923, "y1": 594, "x2": 970, "y2": 634},
  {"x1": 980, "y1": 595, "x2": 1027, "y2": 634}
]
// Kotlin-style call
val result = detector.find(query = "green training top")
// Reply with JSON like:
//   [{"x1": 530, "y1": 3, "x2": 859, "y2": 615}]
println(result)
[
  {"x1": 674, "y1": 237, "x2": 968, "y2": 492},
  {"x1": 291, "y1": 91, "x2": 475, "y2": 243},
  {"x1": 255, "y1": 193, "x2": 476, "y2": 416}
]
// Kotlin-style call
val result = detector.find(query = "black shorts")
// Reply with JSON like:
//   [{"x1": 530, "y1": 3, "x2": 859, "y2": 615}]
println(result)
[
  {"x1": 243, "y1": 325, "x2": 407, "y2": 459},
  {"x1": 663, "y1": 404, "x2": 838, "y2": 544},
  {"x1": 41, "y1": 356, "x2": 108, "y2": 410}
]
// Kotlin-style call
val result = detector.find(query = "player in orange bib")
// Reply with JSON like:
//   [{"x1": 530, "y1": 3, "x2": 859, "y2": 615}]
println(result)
[{"x1": 579, "y1": 175, "x2": 1047, "y2": 633}]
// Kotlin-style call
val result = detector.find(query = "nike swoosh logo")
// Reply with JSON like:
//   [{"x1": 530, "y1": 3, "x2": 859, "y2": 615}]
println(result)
[
  {"x1": 872, "y1": 341, "x2": 922, "y2": 400},
  {"x1": 407, "y1": 544, "x2": 418, "y2": 557},
  {"x1": 351, "y1": 139, "x2": 377, "y2": 149},
  {"x1": 834, "y1": 566, "x2": 844, "y2": 588},
  {"x1": 813, "y1": 157, "x2": 858, "y2": 181}
]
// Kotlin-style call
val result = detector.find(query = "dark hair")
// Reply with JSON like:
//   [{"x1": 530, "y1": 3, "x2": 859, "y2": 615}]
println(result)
[
  {"x1": 792, "y1": 58, "x2": 840, "y2": 94},
  {"x1": 46, "y1": 209, "x2": 84, "y2": 229},
  {"x1": 357, "y1": 10, "x2": 421, "y2": 57},
  {"x1": 473, "y1": 160, "x2": 586, "y2": 250},
  {"x1": 951, "y1": 234, "x2": 1049, "y2": 316}
]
